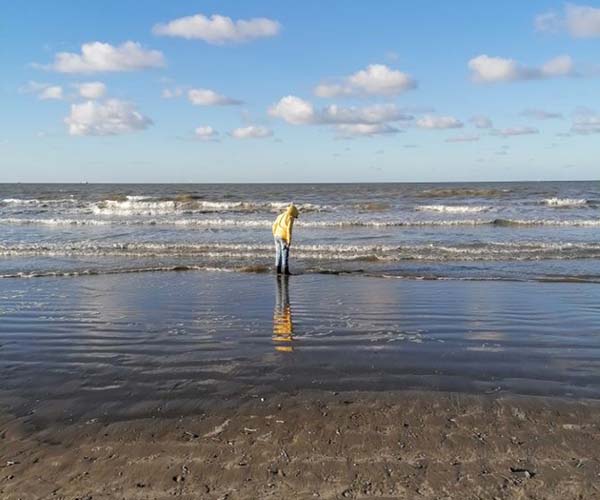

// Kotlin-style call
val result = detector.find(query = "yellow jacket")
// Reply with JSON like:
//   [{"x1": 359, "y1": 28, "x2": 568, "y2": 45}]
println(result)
[{"x1": 272, "y1": 205, "x2": 299, "y2": 244}]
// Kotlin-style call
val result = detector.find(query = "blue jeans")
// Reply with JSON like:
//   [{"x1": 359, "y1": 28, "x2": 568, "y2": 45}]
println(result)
[{"x1": 274, "y1": 236, "x2": 289, "y2": 271}]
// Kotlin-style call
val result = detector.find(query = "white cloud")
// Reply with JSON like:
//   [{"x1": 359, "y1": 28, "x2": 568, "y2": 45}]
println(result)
[
  {"x1": 64, "y1": 99, "x2": 152, "y2": 136},
  {"x1": 321, "y1": 104, "x2": 412, "y2": 124},
  {"x1": 335, "y1": 123, "x2": 399, "y2": 138},
  {"x1": 269, "y1": 96, "x2": 412, "y2": 126},
  {"x1": 565, "y1": 4, "x2": 600, "y2": 37},
  {"x1": 445, "y1": 135, "x2": 480, "y2": 143},
  {"x1": 153, "y1": 13, "x2": 280, "y2": 44},
  {"x1": 492, "y1": 126, "x2": 539, "y2": 137},
  {"x1": 470, "y1": 115, "x2": 493, "y2": 129},
  {"x1": 314, "y1": 83, "x2": 351, "y2": 98},
  {"x1": 314, "y1": 64, "x2": 416, "y2": 97},
  {"x1": 416, "y1": 115, "x2": 463, "y2": 129},
  {"x1": 468, "y1": 54, "x2": 574, "y2": 83},
  {"x1": 269, "y1": 96, "x2": 417, "y2": 138},
  {"x1": 20, "y1": 81, "x2": 47, "y2": 93},
  {"x1": 536, "y1": 4, "x2": 600, "y2": 38},
  {"x1": 187, "y1": 88, "x2": 242, "y2": 106},
  {"x1": 468, "y1": 55, "x2": 522, "y2": 82},
  {"x1": 43, "y1": 41, "x2": 165, "y2": 73},
  {"x1": 348, "y1": 64, "x2": 416, "y2": 95},
  {"x1": 39, "y1": 85, "x2": 63, "y2": 100},
  {"x1": 231, "y1": 125, "x2": 273, "y2": 139},
  {"x1": 571, "y1": 110, "x2": 600, "y2": 134},
  {"x1": 20, "y1": 81, "x2": 63, "y2": 100},
  {"x1": 162, "y1": 87, "x2": 184, "y2": 99},
  {"x1": 534, "y1": 11, "x2": 561, "y2": 33},
  {"x1": 195, "y1": 126, "x2": 219, "y2": 141},
  {"x1": 76, "y1": 82, "x2": 106, "y2": 99},
  {"x1": 520, "y1": 108, "x2": 563, "y2": 120},
  {"x1": 541, "y1": 55, "x2": 574, "y2": 77},
  {"x1": 268, "y1": 96, "x2": 316, "y2": 124}
]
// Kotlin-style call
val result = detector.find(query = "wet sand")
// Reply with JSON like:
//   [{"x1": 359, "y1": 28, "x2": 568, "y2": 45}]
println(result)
[
  {"x1": 2, "y1": 390, "x2": 600, "y2": 499},
  {"x1": 1, "y1": 271, "x2": 600, "y2": 498}
]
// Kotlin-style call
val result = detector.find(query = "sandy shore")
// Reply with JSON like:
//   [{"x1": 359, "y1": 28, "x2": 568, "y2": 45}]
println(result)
[
  {"x1": 2, "y1": 272, "x2": 600, "y2": 498},
  {"x1": 1, "y1": 390, "x2": 599, "y2": 500}
]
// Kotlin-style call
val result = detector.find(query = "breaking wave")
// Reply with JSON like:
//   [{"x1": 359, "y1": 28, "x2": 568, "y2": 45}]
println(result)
[
  {"x1": 2, "y1": 217, "x2": 600, "y2": 228},
  {"x1": 1, "y1": 196, "x2": 333, "y2": 215},
  {"x1": 1, "y1": 198, "x2": 78, "y2": 206},
  {"x1": 4, "y1": 241, "x2": 600, "y2": 261},
  {"x1": 92, "y1": 199, "x2": 332, "y2": 215},
  {"x1": 416, "y1": 205, "x2": 491, "y2": 213},
  {"x1": 543, "y1": 197, "x2": 589, "y2": 208}
]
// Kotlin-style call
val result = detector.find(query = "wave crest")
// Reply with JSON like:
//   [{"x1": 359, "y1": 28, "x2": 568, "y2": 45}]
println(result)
[
  {"x1": 544, "y1": 197, "x2": 588, "y2": 208},
  {"x1": 416, "y1": 205, "x2": 491, "y2": 213}
]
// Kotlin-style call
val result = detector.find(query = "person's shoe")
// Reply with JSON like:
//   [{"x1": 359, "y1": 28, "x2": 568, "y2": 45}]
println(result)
[
  {"x1": 283, "y1": 267, "x2": 291, "y2": 276},
  {"x1": 276, "y1": 265, "x2": 282, "y2": 274}
]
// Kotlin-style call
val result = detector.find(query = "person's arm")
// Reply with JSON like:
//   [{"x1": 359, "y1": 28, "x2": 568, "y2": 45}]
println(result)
[{"x1": 286, "y1": 217, "x2": 294, "y2": 245}]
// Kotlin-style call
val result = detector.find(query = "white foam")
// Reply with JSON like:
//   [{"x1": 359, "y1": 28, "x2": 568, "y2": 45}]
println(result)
[
  {"x1": 89, "y1": 199, "x2": 333, "y2": 216},
  {"x1": 2, "y1": 216, "x2": 600, "y2": 228},
  {"x1": 544, "y1": 197, "x2": 588, "y2": 207},
  {"x1": 126, "y1": 195, "x2": 152, "y2": 201},
  {"x1": 416, "y1": 205, "x2": 491, "y2": 213},
  {"x1": 92, "y1": 200, "x2": 178, "y2": 216},
  {"x1": 1, "y1": 198, "x2": 77, "y2": 205},
  {"x1": 4, "y1": 240, "x2": 600, "y2": 261}
]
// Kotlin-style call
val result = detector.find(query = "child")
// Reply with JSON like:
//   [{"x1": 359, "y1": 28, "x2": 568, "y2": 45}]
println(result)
[{"x1": 272, "y1": 204, "x2": 299, "y2": 275}]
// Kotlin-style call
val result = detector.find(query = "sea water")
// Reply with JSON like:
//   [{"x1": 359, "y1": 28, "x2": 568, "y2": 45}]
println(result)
[{"x1": 1, "y1": 181, "x2": 600, "y2": 281}]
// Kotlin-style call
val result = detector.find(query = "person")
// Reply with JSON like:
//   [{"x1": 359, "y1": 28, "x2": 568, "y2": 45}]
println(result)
[{"x1": 272, "y1": 203, "x2": 299, "y2": 275}]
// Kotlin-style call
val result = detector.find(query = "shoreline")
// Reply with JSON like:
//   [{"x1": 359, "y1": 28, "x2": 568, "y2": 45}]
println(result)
[{"x1": 1, "y1": 389, "x2": 599, "y2": 499}]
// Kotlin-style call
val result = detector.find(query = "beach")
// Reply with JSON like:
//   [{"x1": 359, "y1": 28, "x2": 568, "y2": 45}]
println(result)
[
  {"x1": 2, "y1": 388, "x2": 600, "y2": 500},
  {"x1": 1, "y1": 271, "x2": 600, "y2": 499},
  {"x1": 2, "y1": 182, "x2": 600, "y2": 498}
]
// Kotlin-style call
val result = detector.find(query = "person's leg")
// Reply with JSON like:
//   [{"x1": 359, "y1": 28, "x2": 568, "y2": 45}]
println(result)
[
  {"x1": 282, "y1": 242, "x2": 290, "y2": 275},
  {"x1": 275, "y1": 237, "x2": 282, "y2": 273}
]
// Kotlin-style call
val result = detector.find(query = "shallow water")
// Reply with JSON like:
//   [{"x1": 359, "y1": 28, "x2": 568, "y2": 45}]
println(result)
[
  {"x1": 1, "y1": 272, "x2": 600, "y2": 425},
  {"x1": 2, "y1": 182, "x2": 600, "y2": 281}
]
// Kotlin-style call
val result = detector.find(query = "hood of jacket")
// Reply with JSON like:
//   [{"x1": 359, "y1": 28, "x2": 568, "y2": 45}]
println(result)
[{"x1": 286, "y1": 204, "x2": 299, "y2": 218}]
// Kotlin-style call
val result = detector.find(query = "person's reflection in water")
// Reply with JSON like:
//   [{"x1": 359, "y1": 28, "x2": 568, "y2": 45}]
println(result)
[{"x1": 273, "y1": 275, "x2": 294, "y2": 352}]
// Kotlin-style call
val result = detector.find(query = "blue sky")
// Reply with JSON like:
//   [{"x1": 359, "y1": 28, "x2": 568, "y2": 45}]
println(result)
[{"x1": 1, "y1": 0, "x2": 600, "y2": 182}]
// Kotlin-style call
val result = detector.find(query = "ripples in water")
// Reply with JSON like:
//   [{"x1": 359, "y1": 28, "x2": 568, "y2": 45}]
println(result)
[{"x1": 1, "y1": 272, "x2": 600, "y2": 425}]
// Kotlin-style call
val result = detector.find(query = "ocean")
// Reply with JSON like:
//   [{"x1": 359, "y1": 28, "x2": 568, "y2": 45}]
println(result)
[{"x1": 1, "y1": 181, "x2": 600, "y2": 281}]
